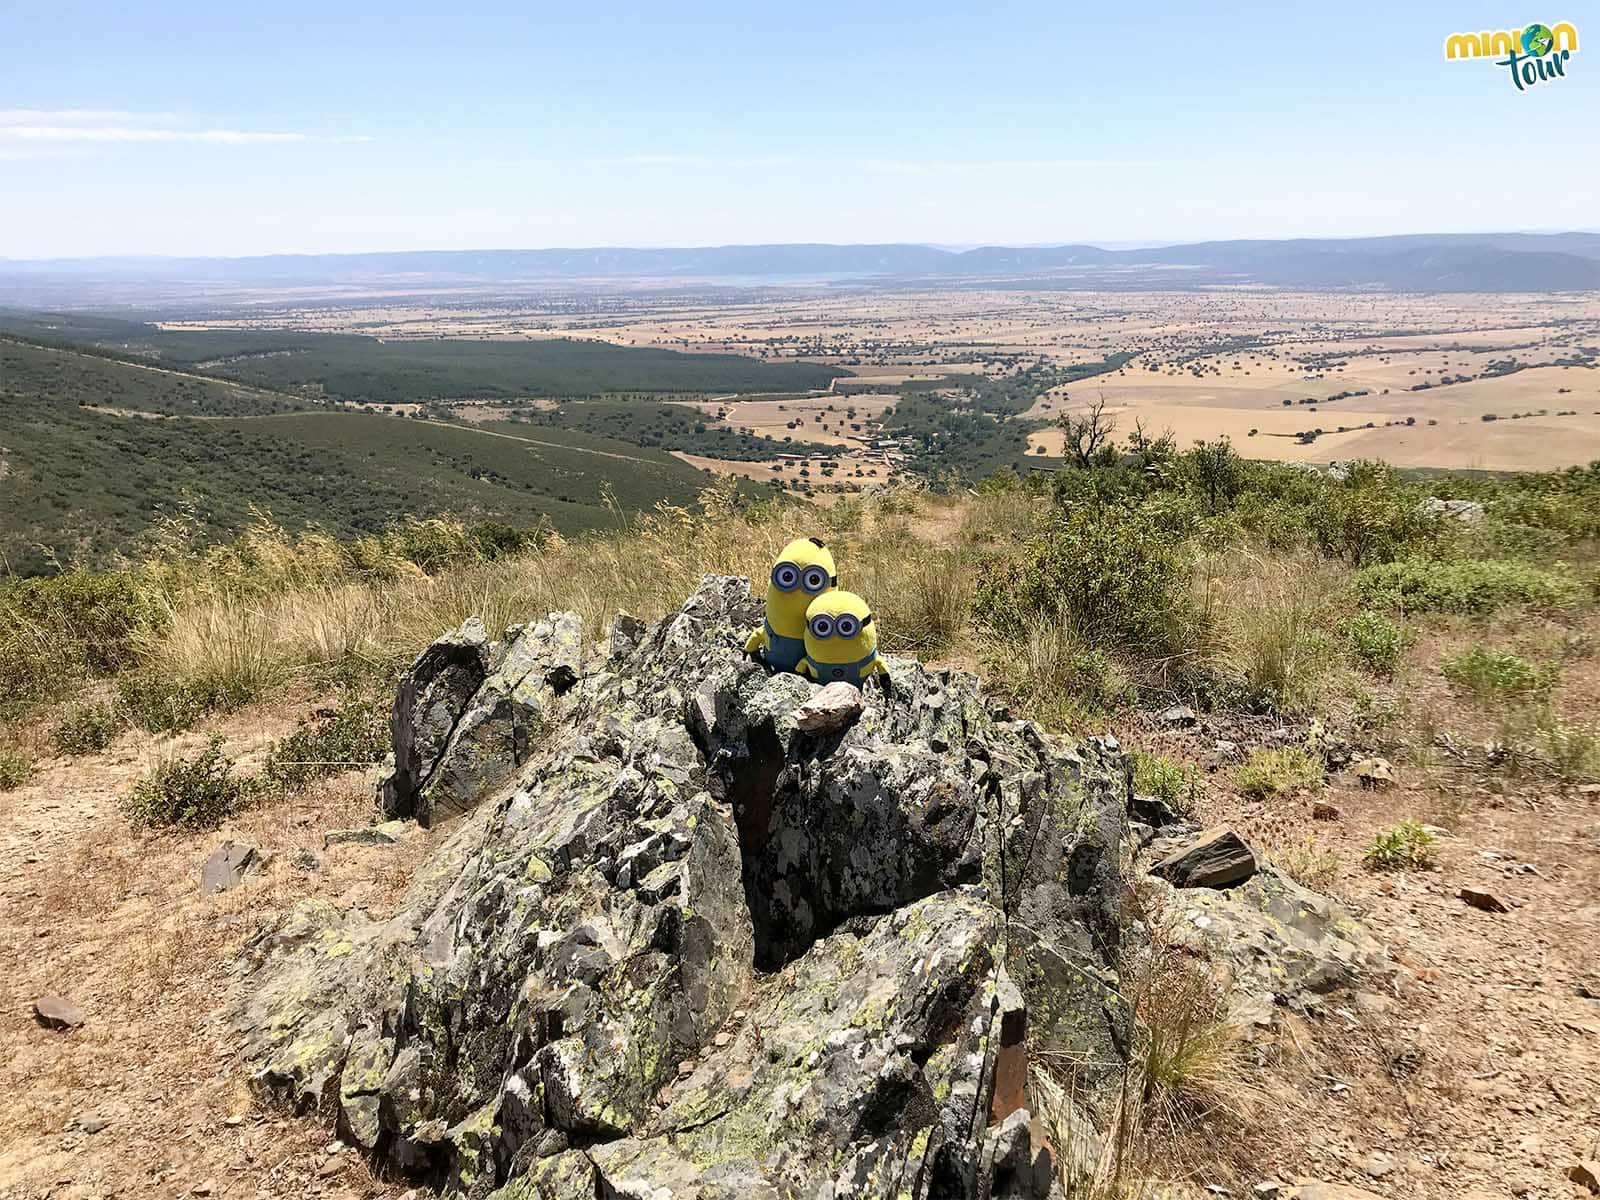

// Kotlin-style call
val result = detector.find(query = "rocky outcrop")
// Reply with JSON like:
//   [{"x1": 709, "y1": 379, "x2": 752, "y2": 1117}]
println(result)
[
  {"x1": 1150, "y1": 826, "x2": 1258, "y2": 890},
  {"x1": 380, "y1": 612, "x2": 585, "y2": 827},
  {"x1": 238, "y1": 576, "x2": 1134, "y2": 1200},
  {"x1": 1147, "y1": 865, "x2": 1388, "y2": 1021}
]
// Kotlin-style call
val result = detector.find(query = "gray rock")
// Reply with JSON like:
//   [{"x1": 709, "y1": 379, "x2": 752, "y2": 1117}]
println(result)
[
  {"x1": 610, "y1": 611, "x2": 647, "y2": 660},
  {"x1": 1420, "y1": 496, "x2": 1485, "y2": 523},
  {"x1": 290, "y1": 848, "x2": 322, "y2": 872},
  {"x1": 791, "y1": 679, "x2": 865, "y2": 734},
  {"x1": 380, "y1": 612, "x2": 588, "y2": 826},
  {"x1": 239, "y1": 575, "x2": 1134, "y2": 1199},
  {"x1": 33, "y1": 994, "x2": 85, "y2": 1029},
  {"x1": 323, "y1": 820, "x2": 409, "y2": 849},
  {"x1": 76, "y1": 1115, "x2": 111, "y2": 1134},
  {"x1": 1150, "y1": 825, "x2": 1258, "y2": 889},
  {"x1": 986, "y1": 1109, "x2": 1053, "y2": 1200},
  {"x1": 1160, "y1": 704, "x2": 1197, "y2": 726},
  {"x1": 379, "y1": 616, "x2": 492, "y2": 821},
  {"x1": 200, "y1": 840, "x2": 259, "y2": 896},
  {"x1": 1459, "y1": 886, "x2": 1510, "y2": 913},
  {"x1": 1352, "y1": 757, "x2": 1395, "y2": 790},
  {"x1": 1150, "y1": 866, "x2": 1388, "y2": 1016}
]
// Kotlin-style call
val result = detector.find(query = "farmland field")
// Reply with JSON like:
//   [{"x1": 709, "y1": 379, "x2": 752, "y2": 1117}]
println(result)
[{"x1": 6, "y1": 286, "x2": 1600, "y2": 574}]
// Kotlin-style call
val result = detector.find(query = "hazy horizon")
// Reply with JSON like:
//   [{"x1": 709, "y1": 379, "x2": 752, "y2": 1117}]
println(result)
[{"x1": 6, "y1": 227, "x2": 1600, "y2": 267}]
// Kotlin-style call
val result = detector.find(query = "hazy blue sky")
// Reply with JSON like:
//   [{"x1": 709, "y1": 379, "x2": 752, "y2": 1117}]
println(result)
[{"x1": 3, "y1": 1, "x2": 1596, "y2": 257}]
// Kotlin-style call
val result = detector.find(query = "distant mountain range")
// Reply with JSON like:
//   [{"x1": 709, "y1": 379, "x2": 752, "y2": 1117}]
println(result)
[{"x1": 5, "y1": 232, "x2": 1600, "y2": 304}]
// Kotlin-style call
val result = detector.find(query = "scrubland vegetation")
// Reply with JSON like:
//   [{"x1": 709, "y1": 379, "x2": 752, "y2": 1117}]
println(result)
[
  {"x1": 10, "y1": 436, "x2": 1600, "y2": 798},
  {"x1": 8, "y1": 433, "x2": 1600, "y2": 1196}
]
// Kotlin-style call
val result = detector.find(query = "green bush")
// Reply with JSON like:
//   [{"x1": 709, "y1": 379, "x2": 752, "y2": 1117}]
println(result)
[
  {"x1": 50, "y1": 702, "x2": 126, "y2": 756},
  {"x1": 1441, "y1": 645, "x2": 1556, "y2": 701},
  {"x1": 976, "y1": 499, "x2": 1197, "y2": 656},
  {"x1": 1342, "y1": 609, "x2": 1408, "y2": 676},
  {"x1": 1237, "y1": 494, "x2": 1310, "y2": 552},
  {"x1": 0, "y1": 743, "x2": 34, "y2": 791},
  {"x1": 1363, "y1": 820, "x2": 1437, "y2": 871},
  {"x1": 1541, "y1": 716, "x2": 1599, "y2": 783},
  {"x1": 116, "y1": 671, "x2": 255, "y2": 733},
  {"x1": 1235, "y1": 746, "x2": 1323, "y2": 799},
  {"x1": 1307, "y1": 463, "x2": 1435, "y2": 566},
  {"x1": 122, "y1": 737, "x2": 256, "y2": 829},
  {"x1": 263, "y1": 696, "x2": 389, "y2": 793},
  {"x1": 1352, "y1": 558, "x2": 1581, "y2": 615},
  {"x1": 0, "y1": 568, "x2": 161, "y2": 673},
  {"x1": 1133, "y1": 751, "x2": 1200, "y2": 812}
]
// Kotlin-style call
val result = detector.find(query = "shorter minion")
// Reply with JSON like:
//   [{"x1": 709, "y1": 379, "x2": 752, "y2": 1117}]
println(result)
[{"x1": 797, "y1": 590, "x2": 888, "y2": 687}]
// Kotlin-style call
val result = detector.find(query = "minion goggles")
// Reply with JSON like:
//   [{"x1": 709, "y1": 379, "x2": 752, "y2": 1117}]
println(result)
[
  {"x1": 808, "y1": 611, "x2": 873, "y2": 639},
  {"x1": 770, "y1": 562, "x2": 837, "y2": 595}
]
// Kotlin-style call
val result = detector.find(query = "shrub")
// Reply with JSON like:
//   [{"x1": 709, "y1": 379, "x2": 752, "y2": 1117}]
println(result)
[
  {"x1": 263, "y1": 696, "x2": 389, "y2": 793},
  {"x1": 1342, "y1": 610, "x2": 1407, "y2": 676},
  {"x1": 1133, "y1": 751, "x2": 1200, "y2": 812},
  {"x1": 50, "y1": 702, "x2": 126, "y2": 756},
  {"x1": 1272, "y1": 837, "x2": 1342, "y2": 891},
  {"x1": 1235, "y1": 746, "x2": 1322, "y2": 799},
  {"x1": 1183, "y1": 438, "x2": 1246, "y2": 514},
  {"x1": 1237, "y1": 495, "x2": 1309, "y2": 551},
  {"x1": 1540, "y1": 716, "x2": 1599, "y2": 784},
  {"x1": 1441, "y1": 645, "x2": 1555, "y2": 701},
  {"x1": 122, "y1": 737, "x2": 256, "y2": 829},
  {"x1": 986, "y1": 618, "x2": 1134, "y2": 732},
  {"x1": 976, "y1": 499, "x2": 1197, "y2": 656},
  {"x1": 1352, "y1": 558, "x2": 1581, "y2": 615},
  {"x1": 1307, "y1": 463, "x2": 1435, "y2": 566},
  {"x1": 1130, "y1": 942, "x2": 1247, "y2": 1121},
  {"x1": 0, "y1": 568, "x2": 161, "y2": 674},
  {"x1": 1217, "y1": 555, "x2": 1336, "y2": 712},
  {"x1": 116, "y1": 672, "x2": 254, "y2": 733},
  {"x1": 0, "y1": 743, "x2": 34, "y2": 791},
  {"x1": 1363, "y1": 820, "x2": 1437, "y2": 871}
]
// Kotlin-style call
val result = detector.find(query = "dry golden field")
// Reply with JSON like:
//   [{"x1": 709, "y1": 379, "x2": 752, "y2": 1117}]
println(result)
[{"x1": 165, "y1": 288, "x2": 1600, "y2": 474}]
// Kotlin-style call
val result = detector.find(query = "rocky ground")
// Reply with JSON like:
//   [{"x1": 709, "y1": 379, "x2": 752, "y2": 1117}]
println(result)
[{"x1": 1, "y1": 584, "x2": 1597, "y2": 1200}]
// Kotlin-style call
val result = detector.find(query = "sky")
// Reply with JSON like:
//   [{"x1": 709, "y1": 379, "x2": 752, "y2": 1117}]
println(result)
[{"x1": 3, "y1": 0, "x2": 1597, "y2": 258}]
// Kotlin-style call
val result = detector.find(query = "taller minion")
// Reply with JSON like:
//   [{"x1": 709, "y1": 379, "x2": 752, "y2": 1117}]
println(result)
[
  {"x1": 797, "y1": 590, "x2": 888, "y2": 687},
  {"x1": 745, "y1": 536, "x2": 837, "y2": 672}
]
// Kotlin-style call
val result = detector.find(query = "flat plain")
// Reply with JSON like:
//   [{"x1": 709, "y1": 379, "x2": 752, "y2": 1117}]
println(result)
[{"x1": 161, "y1": 288, "x2": 1600, "y2": 478}]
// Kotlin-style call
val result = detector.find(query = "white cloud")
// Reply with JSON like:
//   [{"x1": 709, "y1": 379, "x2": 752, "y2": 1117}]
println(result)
[
  {"x1": 0, "y1": 109, "x2": 370, "y2": 145},
  {"x1": 0, "y1": 108, "x2": 150, "y2": 125},
  {"x1": 859, "y1": 157, "x2": 1148, "y2": 175}
]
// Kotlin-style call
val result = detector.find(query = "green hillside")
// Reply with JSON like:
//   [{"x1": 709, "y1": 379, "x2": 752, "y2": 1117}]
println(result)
[
  {"x1": 2, "y1": 338, "x2": 311, "y2": 416},
  {"x1": 0, "y1": 342, "x2": 725, "y2": 575},
  {"x1": 0, "y1": 312, "x2": 850, "y2": 403}
]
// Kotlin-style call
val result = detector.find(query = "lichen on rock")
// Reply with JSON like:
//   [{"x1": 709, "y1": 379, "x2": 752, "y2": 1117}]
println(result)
[{"x1": 238, "y1": 575, "x2": 1137, "y2": 1199}]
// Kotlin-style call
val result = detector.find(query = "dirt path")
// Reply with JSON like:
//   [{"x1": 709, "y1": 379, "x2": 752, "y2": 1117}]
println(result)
[
  {"x1": 0, "y1": 710, "x2": 434, "y2": 1200},
  {"x1": 1132, "y1": 702, "x2": 1600, "y2": 1199},
  {"x1": 3, "y1": 678, "x2": 1596, "y2": 1198},
  {"x1": 1286, "y1": 782, "x2": 1600, "y2": 1199}
]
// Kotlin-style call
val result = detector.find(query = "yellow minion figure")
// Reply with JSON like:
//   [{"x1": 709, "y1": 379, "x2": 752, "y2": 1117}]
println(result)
[
  {"x1": 797, "y1": 590, "x2": 888, "y2": 687},
  {"x1": 745, "y1": 536, "x2": 837, "y2": 673}
]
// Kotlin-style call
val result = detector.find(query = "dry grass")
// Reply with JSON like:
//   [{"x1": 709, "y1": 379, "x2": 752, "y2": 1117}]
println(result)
[
  {"x1": 1201, "y1": 549, "x2": 1343, "y2": 712},
  {"x1": 1028, "y1": 897, "x2": 1266, "y2": 1198},
  {"x1": 0, "y1": 747, "x2": 422, "y2": 1197}
]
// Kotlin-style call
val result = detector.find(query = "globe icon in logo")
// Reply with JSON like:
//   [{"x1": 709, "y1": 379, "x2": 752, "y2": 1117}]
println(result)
[{"x1": 1522, "y1": 23, "x2": 1555, "y2": 55}]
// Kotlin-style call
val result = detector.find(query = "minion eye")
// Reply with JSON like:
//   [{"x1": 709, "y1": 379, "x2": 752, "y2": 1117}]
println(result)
[
  {"x1": 772, "y1": 563, "x2": 800, "y2": 591},
  {"x1": 801, "y1": 566, "x2": 829, "y2": 594},
  {"x1": 835, "y1": 614, "x2": 859, "y2": 638},
  {"x1": 809, "y1": 614, "x2": 835, "y2": 639}
]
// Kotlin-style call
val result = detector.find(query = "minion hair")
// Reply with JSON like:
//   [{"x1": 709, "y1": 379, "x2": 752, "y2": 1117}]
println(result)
[{"x1": 808, "y1": 536, "x2": 826, "y2": 547}]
